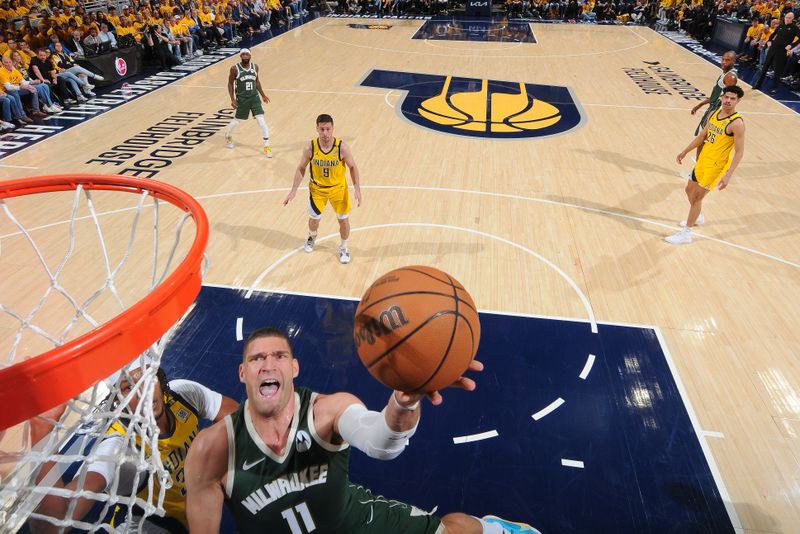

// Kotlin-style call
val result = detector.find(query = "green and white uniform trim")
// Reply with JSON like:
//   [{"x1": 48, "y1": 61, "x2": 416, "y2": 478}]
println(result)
[{"x1": 223, "y1": 387, "x2": 442, "y2": 534}]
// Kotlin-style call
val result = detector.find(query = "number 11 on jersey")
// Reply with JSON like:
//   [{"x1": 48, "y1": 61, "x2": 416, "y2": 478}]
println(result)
[{"x1": 281, "y1": 501, "x2": 316, "y2": 533}]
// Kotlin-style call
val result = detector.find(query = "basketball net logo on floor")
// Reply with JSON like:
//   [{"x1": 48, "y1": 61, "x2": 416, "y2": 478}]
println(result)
[{"x1": 361, "y1": 69, "x2": 585, "y2": 139}]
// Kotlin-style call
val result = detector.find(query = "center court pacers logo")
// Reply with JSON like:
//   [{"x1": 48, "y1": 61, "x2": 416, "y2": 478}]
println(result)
[{"x1": 360, "y1": 69, "x2": 584, "y2": 139}]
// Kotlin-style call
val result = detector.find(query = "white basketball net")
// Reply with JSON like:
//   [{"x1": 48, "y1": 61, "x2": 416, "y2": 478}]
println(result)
[{"x1": 0, "y1": 183, "x2": 203, "y2": 533}]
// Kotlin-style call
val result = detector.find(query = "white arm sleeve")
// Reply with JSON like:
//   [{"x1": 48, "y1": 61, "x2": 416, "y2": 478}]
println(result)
[
  {"x1": 168, "y1": 379, "x2": 223, "y2": 420},
  {"x1": 336, "y1": 404, "x2": 418, "y2": 461},
  {"x1": 85, "y1": 434, "x2": 124, "y2": 490}
]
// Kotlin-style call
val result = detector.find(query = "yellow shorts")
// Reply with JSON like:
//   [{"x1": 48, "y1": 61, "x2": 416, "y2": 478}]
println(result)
[
  {"x1": 308, "y1": 182, "x2": 350, "y2": 219},
  {"x1": 692, "y1": 162, "x2": 728, "y2": 191}
]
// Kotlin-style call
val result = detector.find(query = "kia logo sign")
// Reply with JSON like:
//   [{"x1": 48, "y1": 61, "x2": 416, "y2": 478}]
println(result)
[{"x1": 115, "y1": 57, "x2": 127, "y2": 76}]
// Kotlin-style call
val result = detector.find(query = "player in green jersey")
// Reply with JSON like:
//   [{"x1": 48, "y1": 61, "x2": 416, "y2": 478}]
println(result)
[
  {"x1": 185, "y1": 327, "x2": 541, "y2": 534},
  {"x1": 224, "y1": 48, "x2": 272, "y2": 158}
]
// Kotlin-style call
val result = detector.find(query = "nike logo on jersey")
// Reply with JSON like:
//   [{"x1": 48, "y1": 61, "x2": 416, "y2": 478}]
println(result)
[{"x1": 243, "y1": 457, "x2": 266, "y2": 471}]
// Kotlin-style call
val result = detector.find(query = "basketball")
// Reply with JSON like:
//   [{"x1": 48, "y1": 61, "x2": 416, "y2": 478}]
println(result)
[
  {"x1": 353, "y1": 266, "x2": 480, "y2": 393},
  {"x1": 723, "y1": 72, "x2": 737, "y2": 86}
]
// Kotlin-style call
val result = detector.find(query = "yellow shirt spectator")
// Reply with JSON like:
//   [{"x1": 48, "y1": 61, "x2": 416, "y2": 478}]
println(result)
[{"x1": 0, "y1": 65, "x2": 25, "y2": 87}]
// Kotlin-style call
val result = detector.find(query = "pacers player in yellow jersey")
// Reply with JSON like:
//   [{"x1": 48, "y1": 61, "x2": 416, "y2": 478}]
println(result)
[
  {"x1": 29, "y1": 359, "x2": 238, "y2": 534},
  {"x1": 283, "y1": 114, "x2": 362, "y2": 264},
  {"x1": 666, "y1": 85, "x2": 745, "y2": 245}
]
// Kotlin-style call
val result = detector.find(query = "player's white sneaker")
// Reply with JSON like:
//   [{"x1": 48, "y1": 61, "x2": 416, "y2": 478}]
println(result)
[
  {"x1": 482, "y1": 515, "x2": 541, "y2": 533},
  {"x1": 338, "y1": 246, "x2": 351, "y2": 264},
  {"x1": 679, "y1": 213, "x2": 704, "y2": 227},
  {"x1": 264, "y1": 145, "x2": 273, "y2": 158},
  {"x1": 225, "y1": 134, "x2": 234, "y2": 149},
  {"x1": 304, "y1": 234, "x2": 316, "y2": 253},
  {"x1": 664, "y1": 228, "x2": 692, "y2": 244}
]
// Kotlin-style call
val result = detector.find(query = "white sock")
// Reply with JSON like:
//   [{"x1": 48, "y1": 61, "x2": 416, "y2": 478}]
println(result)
[
  {"x1": 255, "y1": 114, "x2": 269, "y2": 140},
  {"x1": 308, "y1": 231, "x2": 317, "y2": 238},
  {"x1": 340, "y1": 239, "x2": 347, "y2": 249},
  {"x1": 475, "y1": 518, "x2": 504, "y2": 534},
  {"x1": 226, "y1": 119, "x2": 239, "y2": 137}
]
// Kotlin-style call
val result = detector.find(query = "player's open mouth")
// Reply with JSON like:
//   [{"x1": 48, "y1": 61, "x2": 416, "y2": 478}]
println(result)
[{"x1": 259, "y1": 379, "x2": 280, "y2": 399}]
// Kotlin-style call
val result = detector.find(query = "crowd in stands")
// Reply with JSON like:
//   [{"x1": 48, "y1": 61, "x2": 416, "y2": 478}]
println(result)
[
  {"x1": 0, "y1": 0, "x2": 329, "y2": 131},
  {"x1": 1, "y1": 0, "x2": 798, "y2": 133},
  {"x1": 336, "y1": 0, "x2": 662, "y2": 22},
  {"x1": 661, "y1": 0, "x2": 800, "y2": 88}
]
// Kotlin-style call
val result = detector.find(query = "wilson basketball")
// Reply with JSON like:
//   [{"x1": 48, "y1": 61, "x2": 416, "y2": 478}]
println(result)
[{"x1": 353, "y1": 266, "x2": 481, "y2": 393}]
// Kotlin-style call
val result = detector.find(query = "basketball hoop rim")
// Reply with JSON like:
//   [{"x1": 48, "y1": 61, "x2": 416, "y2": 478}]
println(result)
[{"x1": 0, "y1": 174, "x2": 209, "y2": 431}]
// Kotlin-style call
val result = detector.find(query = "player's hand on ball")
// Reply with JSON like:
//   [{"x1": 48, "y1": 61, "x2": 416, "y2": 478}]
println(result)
[{"x1": 396, "y1": 359, "x2": 484, "y2": 407}]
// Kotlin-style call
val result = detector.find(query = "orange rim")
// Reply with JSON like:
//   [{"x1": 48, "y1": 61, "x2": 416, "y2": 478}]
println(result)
[{"x1": 0, "y1": 175, "x2": 209, "y2": 431}]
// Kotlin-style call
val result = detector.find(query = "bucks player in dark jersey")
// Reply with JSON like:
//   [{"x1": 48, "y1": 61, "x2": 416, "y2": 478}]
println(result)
[
  {"x1": 185, "y1": 327, "x2": 541, "y2": 534},
  {"x1": 225, "y1": 48, "x2": 272, "y2": 158},
  {"x1": 691, "y1": 51, "x2": 737, "y2": 141}
]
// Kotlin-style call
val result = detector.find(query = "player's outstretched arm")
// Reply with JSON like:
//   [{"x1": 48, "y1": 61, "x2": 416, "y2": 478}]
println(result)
[
  {"x1": 318, "y1": 360, "x2": 483, "y2": 461},
  {"x1": 340, "y1": 142, "x2": 362, "y2": 207},
  {"x1": 283, "y1": 143, "x2": 313, "y2": 206},
  {"x1": 397, "y1": 358, "x2": 484, "y2": 407},
  {"x1": 29, "y1": 473, "x2": 108, "y2": 534},
  {"x1": 691, "y1": 98, "x2": 710, "y2": 115},
  {"x1": 185, "y1": 422, "x2": 229, "y2": 534}
]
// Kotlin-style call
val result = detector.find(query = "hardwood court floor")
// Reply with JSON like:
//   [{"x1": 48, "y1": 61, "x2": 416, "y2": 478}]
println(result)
[{"x1": 2, "y1": 18, "x2": 799, "y2": 533}]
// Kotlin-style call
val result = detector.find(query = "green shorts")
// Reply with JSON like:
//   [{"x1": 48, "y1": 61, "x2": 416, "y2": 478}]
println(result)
[
  {"x1": 235, "y1": 96, "x2": 264, "y2": 120},
  {"x1": 343, "y1": 483, "x2": 443, "y2": 534}
]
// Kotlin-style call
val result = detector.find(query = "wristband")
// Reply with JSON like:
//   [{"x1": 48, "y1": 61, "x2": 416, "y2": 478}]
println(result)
[{"x1": 392, "y1": 391, "x2": 420, "y2": 411}]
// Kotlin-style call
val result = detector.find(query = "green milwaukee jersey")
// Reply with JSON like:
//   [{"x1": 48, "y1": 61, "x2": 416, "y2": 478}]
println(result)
[
  {"x1": 223, "y1": 388, "x2": 442, "y2": 534},
  {"x1": 235, "y1": 63, "x2": 259, "y2": 100},
  {"x1": 697, "y1": 69, "x2": 737, "y2": 135},
  {"x1": 709, "y1": 69, "x2": 736, "y2": 107}
]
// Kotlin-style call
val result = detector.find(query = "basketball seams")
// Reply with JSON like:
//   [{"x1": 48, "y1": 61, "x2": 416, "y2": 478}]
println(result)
[
  {"x1": 357, "y1": 290, "x2": 478, "y2": 315},
  {"x1": 355, "y1": 266, "x2": 480, "y2": 394},
  {"x1": 364, "y1": 310, "x2": 458, "y2": 370},
  {"x1": 395, "y1": 266, "x2": 465, "y2": 289},
  {"x1": 413, "y1": 273, "x2": 461, "y2": 391}
]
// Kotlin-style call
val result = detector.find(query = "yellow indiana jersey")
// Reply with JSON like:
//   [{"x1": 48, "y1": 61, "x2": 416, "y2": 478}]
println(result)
[
  {"x1": 108, "y1": 390, "x2": 200, "y2": 529},
  {"x1": 309, "y1": 138, "x2": 346, "y2": 188},
  {"x1": 698, "y1": 110, "x2": 742, "y2": 169}
]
